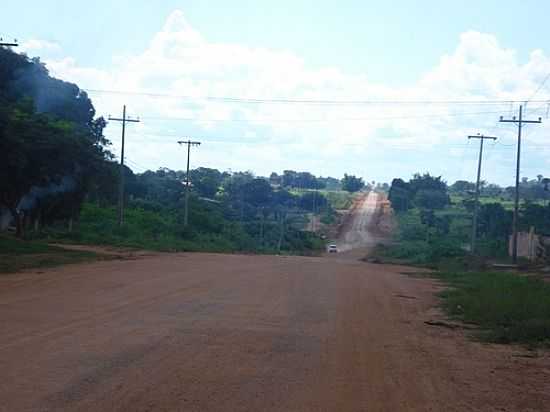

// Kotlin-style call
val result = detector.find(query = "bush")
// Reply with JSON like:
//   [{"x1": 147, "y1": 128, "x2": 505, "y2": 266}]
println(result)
[{"x1": 414, "y1": 189, "x2": 450, "y2": 210}]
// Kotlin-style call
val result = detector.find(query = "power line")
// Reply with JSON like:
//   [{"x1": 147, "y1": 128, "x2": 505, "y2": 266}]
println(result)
[
  {"x1": 526, "y1": 71, "x2": 550, "y2": 104},
  {"x1": 84, "y1": 88, "x2": 550, "y2": 106},
  {"x1": 129, "y1": 131, "x2": 549, "y2": 150},
  {"x1": 135, "y1": 110, "x2": 505, "y2": 123}
]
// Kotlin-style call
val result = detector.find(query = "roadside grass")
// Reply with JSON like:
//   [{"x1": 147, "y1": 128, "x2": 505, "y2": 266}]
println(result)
[
  {"x1": 374, "y1": 203, "x2": 550, "y2": 346},
  {"x1": 376, "y1": 241, "x2": 550, "y2": 346},
  {"x1": 322, "y1": 190, "x2": 354, "y2": 210},
  {"x1": 438, "y1": 270, "x2": 550, "y2": 346},
  {"x1": 0, "y1": 235, "x2": 100, "y2": 274},
  {"x1": 28, "y1": 203, "x2": 325, "y2": 256}
]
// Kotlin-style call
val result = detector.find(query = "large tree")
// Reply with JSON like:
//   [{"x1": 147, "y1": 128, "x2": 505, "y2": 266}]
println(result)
[
  {"x1": 341, "y1": 174, "x2": 365, "y2": 192},
  {"x1": 0, "y1": 48, "x2": 110, "y2": 235}
]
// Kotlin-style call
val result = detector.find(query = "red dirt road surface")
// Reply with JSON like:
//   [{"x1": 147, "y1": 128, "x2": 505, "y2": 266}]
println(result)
[{"x1": 1, "y1": 195, "x2": 550, "y2": 411}]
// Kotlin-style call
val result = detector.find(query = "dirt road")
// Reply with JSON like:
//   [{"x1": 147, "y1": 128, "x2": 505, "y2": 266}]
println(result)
[
  {"x1": 335, "y1": 191, "x2": 393, "y2": 257},
  {"x1": 1, "y1": 249, "x2": 550, "y2": 411},
  {"x1": 337, "y1": 191, "x2": 379, "y2": 252}
]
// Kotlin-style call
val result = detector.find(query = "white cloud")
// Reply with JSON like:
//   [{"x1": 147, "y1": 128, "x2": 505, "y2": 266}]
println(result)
[
  {"x1": 20, "y1": 39, "x2": 61, "y2": 54},
  {"x1": 29, "y1": 11, "x2": 550, "y2": 183}
]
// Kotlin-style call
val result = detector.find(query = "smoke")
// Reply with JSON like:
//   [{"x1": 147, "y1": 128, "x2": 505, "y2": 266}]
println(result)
[
  {"x1": 17, "y1": 176, "x2": 77, "y2": 211},
  {"x1": 0, "y1": 207, "x2": 12, "y2": 231},
  {"x1": 3, "y1": 48, "x2": 93, "y2": 123}
]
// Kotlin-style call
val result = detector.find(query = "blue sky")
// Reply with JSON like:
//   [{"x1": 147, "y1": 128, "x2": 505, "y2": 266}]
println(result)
[{"x1": 3, "y1": 1, "x2": 550, "y2": 185}]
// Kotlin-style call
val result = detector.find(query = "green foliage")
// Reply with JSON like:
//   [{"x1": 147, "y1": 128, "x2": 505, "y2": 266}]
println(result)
[
  {"x1": 388, "y1": 173, "x2": 449, "y2": 212},
  {"x1": 388, "y1": 178, "x2": 411, "y2": 212},
  {"x1": 520, "y1": 203, "x2": 550, "y2": 235},
  {"x1": 242, "y1": 178, "x2": 273, "y2": 206},
  {"x1": 322, "y1": 190, "x2": 353, "y2": 210},
  {"x1": 189, "y1": 167, "x2": 225, "y2": 198},
  {"x1": 414, "y1": 189, "x2": 450, "y2": 210},
  {"x1": 281, "y1": 170, "x2": 324, "y2": 189},
  {"x1": 449, "y1": 180, "x2": 475, "y2": 194},
  {"x1": 297, "y1": 191, "x2": 328, "y2": 212},
  {"x1": 0, "y1": 49, "x2": 327, "y2": 255},
  {"x1": 478, "y1": 202, "x2": 512, "y2": 243},
  {"x1": 439, "y1": 271, "x2": 550, "y2": 345},
  {"x1": 0, "y1": 48, "x2": 110, "y2": 237},
  {"x1": 341, "y1": 174, "x2": 364, "y2": 192}
]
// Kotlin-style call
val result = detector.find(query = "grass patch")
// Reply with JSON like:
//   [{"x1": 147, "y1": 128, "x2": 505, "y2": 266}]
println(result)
[
  {"x1": 322, "y1": 190, "x2": 354, "y2": 210},
  {"x1": 374, "y1": 203, "x2": 550, "y2": 346},
  {"x1": 438, "y1": 271, "x2": 550, "y2": 346},
  {"x1": 0, "y1": 235, "x2": 99, "y2": 274},
  {"x1": 30, "y1": 203, "x2": 325, "y2": 255},
  {"x1": 377, "y1": 241, "x2": 550, "y2": 346}
]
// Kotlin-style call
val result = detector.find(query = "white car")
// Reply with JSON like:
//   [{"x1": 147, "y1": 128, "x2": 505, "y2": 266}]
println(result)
[{"x1": 327, "y1": 244, "x2": 338, "y2": 253}]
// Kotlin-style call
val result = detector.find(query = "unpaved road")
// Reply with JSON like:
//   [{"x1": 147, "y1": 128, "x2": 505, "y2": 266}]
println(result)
[
  {"x1": 337, "y1": 192, "x2": 378, "y2": 252},
  {"x1": 336, "y1": 191, "x2": 387, "y2": 254},
  {"x1": 1, "y1": 201, "x2": 550, "y2": 411}
]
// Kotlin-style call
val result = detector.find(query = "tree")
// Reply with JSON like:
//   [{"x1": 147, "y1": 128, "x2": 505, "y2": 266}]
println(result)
[
  {"x1": 341, "y1": 174, "x2": 364, "y2": 192},
  {"x1": 481, "y1": 183, "x2": 502, "y2": 197},
  {"x1": 0, "y1": 48, "x2": 111, "y2": 236},
  {"x1": 409, "y1": 173, "x2": 447, "y2": 193},
  {"x1": 269, "y1": 172, "x2": 281, "y2": 186},
  {"x1": 450, "y1": 180, "x2": 475, "y2": 194},
  {"x1": 520, "y1": 203, "x2": 550, "y2": 235},
  {"x1": 388, "y1": 178, "x2": 412, "y2": 212},
  {"x1": 298, "y1": 191, "x2": 328, "y2": 212},
  {"x1": 414, "y1": 189, "x2": 450, "y2": 210},
  {"x1": 242, "y1": 178, "x2": 272, "y2": 207},
  {"x1": 317, "y1": 176, "x2": 340, "y2": 190},
  {"x1": 281, "y1": 170, "x2": 322, "y2": 189},
  {"x1": 409, "y1": 173, "x2": 449, "y2": 209},
  {"x1": 189, "y1": 167, "x2": 223, "y2": 198},
  {"x1": 478, "y1": 203, "x2": 512, "y2": 242}
]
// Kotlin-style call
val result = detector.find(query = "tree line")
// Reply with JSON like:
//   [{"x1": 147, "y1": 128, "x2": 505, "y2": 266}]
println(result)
[
  {"x1": 387, "y1": 173, "x2": 550, "y2": 259},
  {"x1": 0, "y1": 48, "x2": 368, "y2": 253}
]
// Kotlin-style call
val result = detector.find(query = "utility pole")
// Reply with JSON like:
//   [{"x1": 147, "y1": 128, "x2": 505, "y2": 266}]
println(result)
[
  {"x1": 277, "y1": 209, "x2": 285, "y2": 254},
  {"x1": 500, "y1": 105, "x2": 542, "y2": 263},
  {"x1": 177, "y1": 140, "x2": 201, "y2": 226},
  {"x1": 467, "y1": 134, "x2": 497, "y2": 254},
  {"x1": 0, "y1": 37, "x2": 18, "y2": 47},
  {"x1": 311, "y1": 189, "x2": 317, "y2": 232},
  {"x1": 109, "y1": 105, "x2": 140, "y2": 227}
]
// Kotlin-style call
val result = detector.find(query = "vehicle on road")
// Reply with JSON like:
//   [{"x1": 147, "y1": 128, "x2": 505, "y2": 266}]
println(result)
[{"x1": 327, "y1": 244, "x2": 338, "y2": 253}]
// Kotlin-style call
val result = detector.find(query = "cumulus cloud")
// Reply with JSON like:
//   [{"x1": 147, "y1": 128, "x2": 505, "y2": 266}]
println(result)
[
  {"x1": 20, "y1": 39, "x2": 61, "y2": 54},
  {"x1": 31, "y1": 11, "x2": 550, "y2": 182}
]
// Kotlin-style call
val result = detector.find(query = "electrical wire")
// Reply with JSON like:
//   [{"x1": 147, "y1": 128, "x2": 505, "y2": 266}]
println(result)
[
  {"x1": 526, "y1": 71, "x2": 550, "y2": 104},
  {"x1": 133, "y1": 110, "x2": 505, "y2": 123},
  {"x1": 84, "y1": 88, "x2": 550, "y2": 106}
]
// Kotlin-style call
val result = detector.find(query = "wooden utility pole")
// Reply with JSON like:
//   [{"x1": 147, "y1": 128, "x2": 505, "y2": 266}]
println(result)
[
  {"x1": 177, "y1": 140, "x2": 201, "y2": 226},
  {"x1": 311, "y1": 189, "x2": 317, "y2": 232},
  {"x1": 109, "y1": 106, "x2": 140, "y2": 227},
  {"x1": 467, "y1": 134, "x2": 497, "y2": 254},
  {"x1": 500, "y1": 105, "x2": 542, "y2": 263},
  {"x1": 277, "y1": 210, "x2": 285, "y2": 254},
  {"x1": 0, "y1": 37, "x2": 18, "y2": 47}
]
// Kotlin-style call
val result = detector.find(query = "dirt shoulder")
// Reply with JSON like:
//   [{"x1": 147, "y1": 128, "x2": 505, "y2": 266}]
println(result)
[{"x1": 1, "y1": 252, "x2": 549, "y2": 411}]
